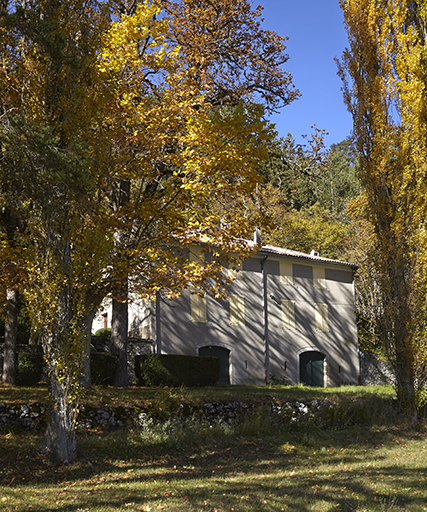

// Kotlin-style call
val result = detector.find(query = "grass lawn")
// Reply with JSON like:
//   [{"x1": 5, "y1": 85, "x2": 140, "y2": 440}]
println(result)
[
  {"x1": 0, "y1": 383, "x2": 396, "y2": 406},
  {"x1": 1, "y1": 384, "x2": 427, "y2": 512}
]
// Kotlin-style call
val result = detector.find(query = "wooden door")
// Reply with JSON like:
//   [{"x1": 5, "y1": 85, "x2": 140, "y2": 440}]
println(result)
[
  {"x1": 300, "y1": 351, "x2": 324, "y2": 387},
  {"x1": 199, "y1": 346, "x2": 230, "y2": 385}
]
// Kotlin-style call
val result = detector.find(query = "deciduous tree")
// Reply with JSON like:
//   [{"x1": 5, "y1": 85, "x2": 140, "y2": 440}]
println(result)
[
  {"x1": 0, "y1": 0, "x2": 116, "y2": 462},
  {"x1": 337, "y1": 0, "x2": 427, "y2": 417},
  {"x1": 0, "y1": 0, "x2": 299, "y2": 462},
  {"x1": 0, "y1": 210, "x2": 26, "y2": 384},
  {"x1": 259, "y1": 129, "x2": 329, "y2": 212},
  {"x1": 99, "y1": 0, "x2": 300, "y2": 386}
]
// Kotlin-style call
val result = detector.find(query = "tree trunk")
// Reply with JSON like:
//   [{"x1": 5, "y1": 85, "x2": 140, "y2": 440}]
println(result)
[
  {"x1": 111, "y1": 178, "x2": 131, "y2": 388},
  {"x1": 3, "y1": 288, "x2": 19, "y2": 384},
  {"x1": 111, "y1": 296, "x2": 129, "y2": 387},
  {"x1": 80, "y1": 312, "x2": 95, "y2": 389},
  {"x1": 37, "y1": 229, "x2": 93, "y2": 463},
  {"x1": 395, "y1": 375, "x2": 418, "y2": 422},
  {"x1": 383, "y1": 248, "x2": 420, "y2": 421},
  {"x1": 393, "y1": 333, "x2": 418, "y2": 421},
  {"x1": 38, "y1": 305, "x2": 99, "y2": 463},
  {"x1": 38, "y1": 376, "x2": 77, "y2": 464}
]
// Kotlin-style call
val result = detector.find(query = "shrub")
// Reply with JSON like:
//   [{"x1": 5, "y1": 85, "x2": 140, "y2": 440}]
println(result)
[
  {"x1": 135, "y1": 414, "x2": 227, "y2": 450},
  {"x1": 17, "y1": 352, "x2": 44, "y2": 386},
  {"x1": 90, "y1": 352, "x2": 119, "y2": 385},
  {"x1": 269, "y1": 374, "x2": 291, "y2": 386},
  {"x1": 138, "y1": 354, "x2": 220, "y2": 387},
  {"x1": 93, "y1": 328, "x2": 111, "y2": 341}
]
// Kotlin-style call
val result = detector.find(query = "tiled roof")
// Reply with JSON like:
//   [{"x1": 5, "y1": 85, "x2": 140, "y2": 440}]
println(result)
[{"x1": 247, "y1": 241, "x2": 358, "y2": 269}]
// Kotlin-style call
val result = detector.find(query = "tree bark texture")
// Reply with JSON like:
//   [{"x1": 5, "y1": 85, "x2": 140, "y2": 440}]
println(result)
[
  {"x1": 37, "y1": 235, "x2": 81, "y2": 463},
  {"x1": 38, "y1": 306, "x2": 98, "y2": 463},
  {"x1": 3, "y1": 288, "x2": 19, "y2": 384},
  {"x1": 38, "y1": 377, "x2": 77, "y2": 464},
  {"x1": 111, "y1": 178, "x2": 131, "y2": 388},
  {"x1": 111, "y1": 296, "x2": 129, "y2": 387},
  {"x1": 81, "y1": 312, "x2": 95, "y2": 389}
]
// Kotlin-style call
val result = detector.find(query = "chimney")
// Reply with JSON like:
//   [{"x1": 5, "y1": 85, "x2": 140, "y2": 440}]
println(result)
[{"x1": 254, "y1": 228, "x2": 262, "y2": 245}]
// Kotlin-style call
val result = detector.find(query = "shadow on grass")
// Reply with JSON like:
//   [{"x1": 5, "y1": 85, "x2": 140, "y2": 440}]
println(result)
[
  {"x1": 0, "y1": 383, "x2": 397, "y2": 407},
  {"x1": 1, "y1": 422, "x2": 426, "y2": 512}
]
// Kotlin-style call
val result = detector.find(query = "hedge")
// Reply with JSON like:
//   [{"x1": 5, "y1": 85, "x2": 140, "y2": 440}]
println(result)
[
  {"x1": 93, "y1": 328, "x2": 111, "y2": 341},
  {"x1": 90, "y1": 352, "x2": 119, "y2": 385},
  {"x1": 136, "y1": 354, "x2": 220, "y2": 387}
]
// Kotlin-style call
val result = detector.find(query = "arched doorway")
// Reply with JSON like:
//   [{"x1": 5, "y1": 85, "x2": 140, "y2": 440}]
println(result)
[
  {"x1": 199, "y1": 346, "x2": 230, "y2": 385},
  {"x1": 300, "y1": 351, "x2": 325, "y2": 387}
]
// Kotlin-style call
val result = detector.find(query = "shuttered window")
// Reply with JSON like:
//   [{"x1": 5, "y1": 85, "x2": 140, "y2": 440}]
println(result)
[
  {"x1": 280, "y1": 261, "x2": 293, "y2": 286},
  {"x1": 315, "y1": 303, "x2": 329, "y2": 332},
  {"x1": 313, "y1": 266, "x2": 326, "y2": 289},
  {"x1": 281, "y1": 300, "x2": 296, "y2": 330},
  {"x1": 230, "y1": 294, "x2": 245, "y2": 326},
  {"x1": 190, "y1": 293, "x2": 207, "y2": 323}
]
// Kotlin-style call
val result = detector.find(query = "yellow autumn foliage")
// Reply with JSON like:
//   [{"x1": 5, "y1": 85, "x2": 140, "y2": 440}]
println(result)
[{"x1": 338, "y1": 0, "x2": 427, "y2": 415}]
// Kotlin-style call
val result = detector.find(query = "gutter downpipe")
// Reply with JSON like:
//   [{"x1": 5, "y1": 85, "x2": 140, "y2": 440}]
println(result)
[
  {"x1": 261, "y1": 255, "x2": 269, "y2": 385},
  {"x1": 155, "y1": 291, "x2": 161, "y2": 354},
  {"x1": 352, "y1": 269, "x2": 361, "y2": 385}
]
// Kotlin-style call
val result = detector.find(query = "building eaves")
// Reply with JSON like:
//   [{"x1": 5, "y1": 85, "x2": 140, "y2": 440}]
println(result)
[{"x1": 248, "y1": 241, "x2": 358, "y2": 270}]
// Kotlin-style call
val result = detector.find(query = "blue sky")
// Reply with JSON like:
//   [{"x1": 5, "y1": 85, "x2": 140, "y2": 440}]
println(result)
[{"x1": 256, "y1": 0, "x2": 353, "y2": 147}]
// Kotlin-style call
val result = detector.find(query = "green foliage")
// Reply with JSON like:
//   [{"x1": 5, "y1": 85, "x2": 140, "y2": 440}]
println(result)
[
  {"x1": 326, "y1": 138, "x2": 360, "y2": 217},
  {"x1": 316, "y1": 395, "x2": 398, "y2": 429},
  {"x1": 137, "y1": 355, "x2": 174, "y2": 387},
  {"x1": 259, "y1": 133, "x2": 359, "y2": 215},
  {"x1": 138, "y1": 354, "x2": 220, "y2": 387},
  {"x1": 258, "y1": 131, "x2": 328, "y2": 212},
  {"x1": 90, "y1": 353, "x2": 119, "y2": 386},
  {"x1": 93, "y1": 328, "x2": 111, "y2": 342},
  {"x1": 254, "y1": 133, "x2": 360, "y2": 261},
  {"x1": 265, "y1": 202, "x2": 353, "y2": 260},
  {"x1": 16, "y1": 352, "x2": 43, "y2": 386},
  {"x1": 144, "y1": 387, "x2": 185, "y2": 421},
  {"x1": 135, "y1": 414, "x2": 229, "y2": 450},
  {"x1": 0, "y1": 117, "x2": 95, "y2": 210},
  {"x1": 268, "y1": 374, "x2": 290, "y2": 386}
]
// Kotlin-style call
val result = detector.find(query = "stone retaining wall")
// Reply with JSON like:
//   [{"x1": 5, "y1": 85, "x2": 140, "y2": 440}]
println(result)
[{"x1": 360, "y1": 352, "x2": 394, "y2": 386}]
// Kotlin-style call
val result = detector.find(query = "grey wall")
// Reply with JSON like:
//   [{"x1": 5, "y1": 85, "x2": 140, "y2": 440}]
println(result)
[{"x1": 158, "y1": 254, "x2": 359, "y2": 386}]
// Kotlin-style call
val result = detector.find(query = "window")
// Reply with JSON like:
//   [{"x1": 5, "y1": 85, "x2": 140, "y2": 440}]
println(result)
[
  {"x1": 189, "y1": 246, "x2": 204, "y2": 262},
  {"x1": 230, "y1": 294, "x2": 245, "y2": 326},
  {"x1": 315, "y1": 303, "x2": 329, "y2": 332},
  {"x1": 190, "y1": 293, "x2": 207, "y2": 323},
  {"x1": 313, "y1": 266, "x2": 326, "y2": 289},
  {"x1": 280, "y1": 261, "x2": 293, "y2": 286},
  {"x1": 281, "y1": 300, "x2": 296, "y2": 330}
]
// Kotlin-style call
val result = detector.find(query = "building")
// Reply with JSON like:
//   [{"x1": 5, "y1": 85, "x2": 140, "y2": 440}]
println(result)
[{"x1": 93, "y1": 235, "x2": 360, "y2": 387}]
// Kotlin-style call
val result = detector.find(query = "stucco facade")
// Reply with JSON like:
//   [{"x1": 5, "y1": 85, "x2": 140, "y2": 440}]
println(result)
[{"x1": 123, "y1": 243, "x2": 360, "y2": 387}]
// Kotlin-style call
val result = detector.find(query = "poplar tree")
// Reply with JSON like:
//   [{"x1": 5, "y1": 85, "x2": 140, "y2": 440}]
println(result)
[{"x1": 337, "y1": 0, "x2": 427, "y2": 417}]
